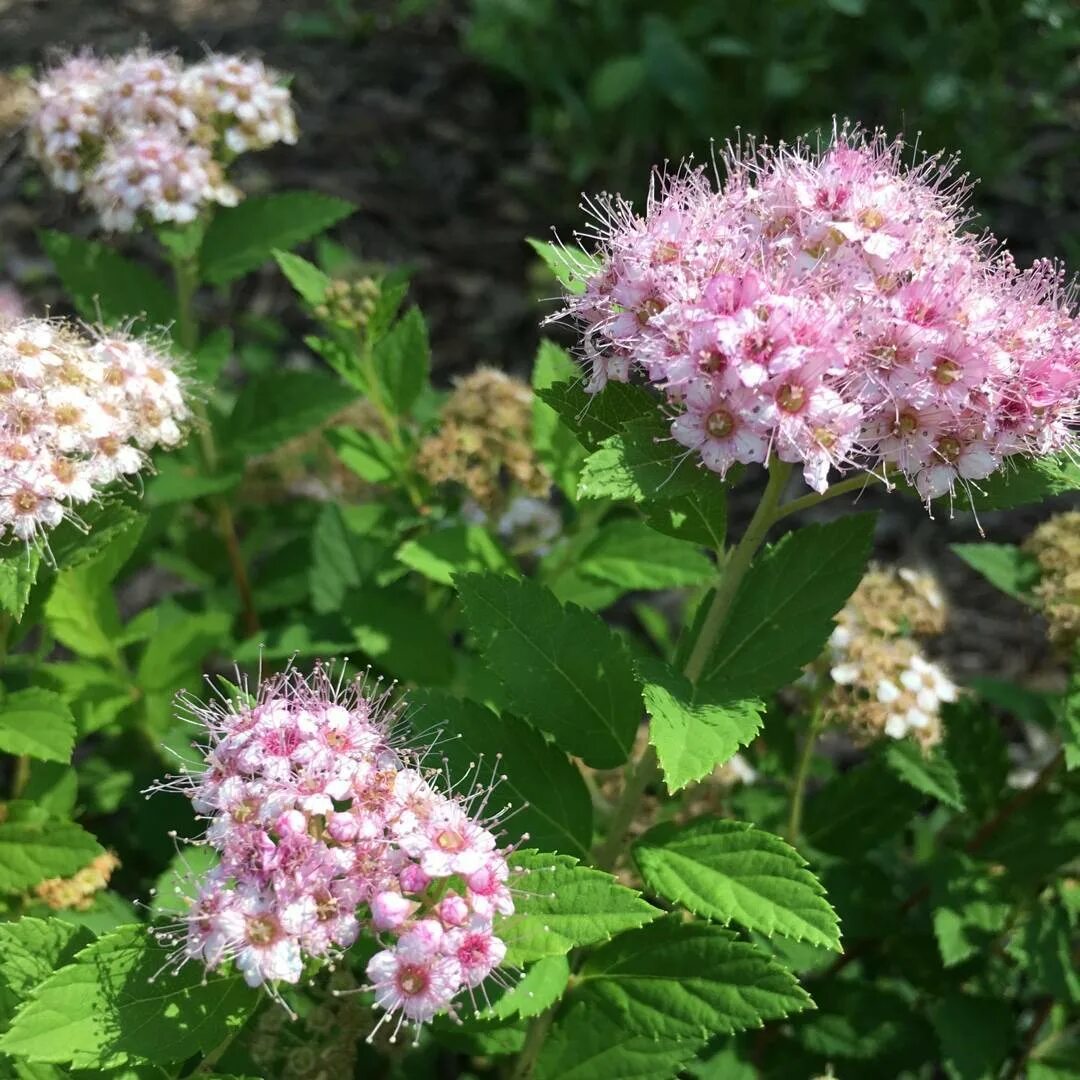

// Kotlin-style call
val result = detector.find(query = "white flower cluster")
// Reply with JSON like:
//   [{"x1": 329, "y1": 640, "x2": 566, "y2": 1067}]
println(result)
[
  {"x1": 0, "y1": 319, "x2": 188, "y2": 542},
  {"x1": 27, "y1": 50, "x2": 297, "y2": 231}
]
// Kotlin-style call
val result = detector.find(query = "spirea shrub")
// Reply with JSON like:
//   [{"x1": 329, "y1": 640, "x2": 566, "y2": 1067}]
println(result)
[{"x1": 0, "y1": 44, "x2": 1077, "y2": 1080}]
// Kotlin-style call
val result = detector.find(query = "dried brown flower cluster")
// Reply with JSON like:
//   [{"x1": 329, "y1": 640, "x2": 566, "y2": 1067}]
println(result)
[
  {"x1": 811, "y1": 566, "x2": 955, "y2": 750},
  {"x1": 313, "y1": 277, "x2": 380, "y2": 332},
  {"x1": 1024, "y1": 511, "x2": 1080, "y2": 653},
  {"x1": 416, "y1": 368, "x2": 550, "y2": 510},
  {"x1": 33, "y1": 851, "x2": 120, "y2": 911}
]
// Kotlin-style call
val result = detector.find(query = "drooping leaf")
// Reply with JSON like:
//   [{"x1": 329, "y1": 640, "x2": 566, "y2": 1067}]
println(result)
[
  {"x1": 456, "y1": 574, "x2": 641, "y2": 768},
  {"x1": 699, "y1": 514, "x2": 876, "y2": 699},
  {"x1": 640, "y1": 660, "x2": 763, "y2": 791},
  {"x1": 578, "y1": 519, "x2": 714, "y2": 590},
  {"x1": 884, "y1": 740, "x2": 966, "y2": 811},
  {"x1": 0, "y1": 689, "x2": 76, "y2": 764},
  {"x1": 950, "y1": 542, "x2": 1040, "y2": 603},
  {"x1": 200, "y1": 191, "x2": 354, "y2": 285},
  {"x1": 574, "y1": 918, "x2": 812, "y2": 1041},
  {"x1": 499, "y1": 851, "x2": 658, "y2": 965},
  {"x1": 0, "y1": 925, "x2": 254, "y2": 1068},
  {"x1": 525, "y1": 238, "x2": 601, "y2": 296},
  {"x1": 410, "y1": 691, "x2": 593, "y2": 858},
  {"x1": 0, "y1": 821, "x2": 103, "y2": 894},
  {"x1": 227, "y1": 369, "x2": 355, "y2": 457},
  {"x1": 39, "y1": 231, "x2": 177, "y2": 328},
  {"x1": 481, "y1": 955, "x2": 570, "y2": 1021},
  {"x1": 633, "y1": 818, "x2": 841, "y2": 950}
]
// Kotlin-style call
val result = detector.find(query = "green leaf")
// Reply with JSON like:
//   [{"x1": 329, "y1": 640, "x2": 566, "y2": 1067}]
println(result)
[
  {"x1": 325, "y1": 426, "x2": 398, "y2": 483},
  {"x1": 633, "y1": 819, "x2": 841, "y2": 950},
  {"x1": 273, "y1": 249, "x2": 331, "y2": 305},
  {"x1": 396, "y1": 526, "x2": 512, "y2": 588},
  {"x1": 803, "y1": 754, "x2": 924, "y2": 856},
  {"x1": 974, "y1": 790, "x2": 1080, "y2": 885},
  {"x1": 0, "y1": 919, "x2": 94, "y2": 1002},
  {"x1": 310, "y1": 503, "x2": 362, "y2": 614},
  {"x1": 227, "y1": 369, "x2": 354, "y2": 457},
  {"x1": 578, "y1": 519, "x2": 713, "y2": 590},
  {"x1": 930, "y1": 993, "x2": 1013, "y2": 1080},
  {"x1": 698, "y1": 514, "x2": 876, "y2": 699},
  {"x1": 0, "y1": 689, "x2": 76, "y2": 764},
  {"x1": 1011, "y1": 901, "x2": 1080, "y2": 1003},
  {"x1": 950, "y1": 542, "x2": 1039, "y2": 602},
  {"x1": 525, "y1": 238, "x2": 600, "y2": 296},
  {"x1": 499, "y1": 851, "x2": 658, "y2": 965},
  {"x1": 943, "y1": 700, "x2": 1009, "y2": 820},
  {"x1": 481, "y1": 955, "x2": 570, "y2": 1021},
  {"x1": 456, "y1": 574, "x2": 641, "y2": 768},
  {"x1": 410, "y1": 691, "x2": 593, "y2": 858},
  {"x1": 192, "y1": 327, "x2": 233, "y2": 384},
  {"x1": 798, "y1": 981, "x2": 929, "y2": 1061},
  {"x1": 536, "y1": 379, "x2": 654, "y2": 451},
  {"x1": 589, "y1": 55, "x2": 647, "y2": 110},
  {"x1": 532, "y1": 342, "x2": 586, "y2": 498},
  {"x1": 145, "y1": 461, "x2": 241, "y2": 508},
  {"x1": 200, "y1": 191, "x2": 354, "y2": 285},
  {"x1": 640, "y1": 660, "x2": 762, "y2": 791},
  {"x1": 642, "y1": 15, "x2": 712, "y2": 120},
  {"x1": 46, "y1": 501, "x2": 142, "y2": 572},
  {"x1": 1065, "y1": 668, "x2": 1080, "y2": 771},
  {"x1": 135, "y1": 607, "x2": 231, "y2": 692},
  {"x1": 575, "y1": 918, "x2": 812, "y2": 1041},
  {"x1": 534, "y1": 999, "x2": 693, "y2": 1080},
  {"x1": 39, "y1": 231, "x2": 177, "y2": 328},
  {"x1": 577, "y1": 416, "x2": 705, "y2": 504},
  {"x1": 644, "y1": 485, "x2": 727, "y2": 551},
  {"x1": 0, "y1": 820, "x2": 103, "y2": 894},
  {"x1": 930, "y1": 854, "x2": 1011, "y2": 967},
  {"x1": 0, "y1": 925, "x2": 253, "y2": 1068},
  {"x1": 959, "y1": 452, "x2": 1080, "y2": 510},
  {"x1": 0, "y1": 549, "x2": 41, "y2": 621},
  {"x1": 371, "y1": 306, "x2": 429, "y2": 415},
  {"x1": 884, "y1": 740, "x2": 966, "y2": 811}
]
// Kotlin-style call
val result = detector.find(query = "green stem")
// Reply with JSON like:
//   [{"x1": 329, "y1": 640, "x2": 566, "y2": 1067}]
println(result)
[
  {"x1": 771, "y1": 470, "x2": 884, "y2": 525},
  {"x1": 170, "y1": 255, "x2": 260, "y2": 638},
  {"x1": 787, "y1": 704, "x2": 823, "y2": 843}
]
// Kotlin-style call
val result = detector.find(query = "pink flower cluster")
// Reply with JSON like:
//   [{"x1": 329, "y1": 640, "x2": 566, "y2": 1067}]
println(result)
[
  {"x1": 556, "y1": 126, "x2": 1079, "y2": 500},
  {"x1": 28, "y1": 49, "x2": 297, "y2": 231},
  {"x1": 0, "y1": 319, "x2": 187, "y2": 542},
  {"x1": 154, "y1": 668, "x2": 517, "y2": 1037}
]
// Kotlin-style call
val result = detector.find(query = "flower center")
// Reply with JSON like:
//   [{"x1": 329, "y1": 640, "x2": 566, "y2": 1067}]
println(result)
[
  {"x1": 933, "y1": 357, "x2": 961, "y2": 385},
  {"x1": 54, "y1": 404, "x2": 80, "y2": 425},
  {"x1": 398, "y1": 966, "x2": 429, "y2": 996},
  {"x1": 705, "y1": 408, "x2": 735, "y2": 439},
  {"x1": 246, "y1": 915, "x2": 277, "y2": 946},
  {"x1": 12, "y1": 490, "x2": 38, "y2": 513},
  {"x1": 436, "y1": 828, "x2": 465, "y2": 852},
  {"x1": 637, "y1": 298, "x2": 664, "y2": 324},
  {"x1": 699, "y1": 348, "x2": 727, "y2": 374},
  {"x1": 813, "y1": 426, "x2": 837, "y2": 448},
  {"x1": 776, "y1": 383, "x2": 806, "y2": 414},
  {"x1": 654, "y1": 241, "x2": 679, "y2": 264},
  {"x1": 894, "y1": 411, "x2": 918, "y2": 436},
  {"x1": 857, "y1": 207, "x2": 885, "y2": 230},
  {"x1": 937, "y1": 436, "x2": 962, "y2": 463}
]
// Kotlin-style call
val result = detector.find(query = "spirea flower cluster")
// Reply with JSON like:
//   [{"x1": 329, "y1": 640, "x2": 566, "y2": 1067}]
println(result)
[
  {"x1": 556, "y1": 125, "x2": 1080, "y2": 500},
  {"x1": 153, "y1": 667, "x2": 518, "y2": 1037},
  {"x1": 0, "y1": 319, "x2": 188, "y2": 542},
  {"x1": 27, "y1": 49, "x2": 297, "y2": 230}
]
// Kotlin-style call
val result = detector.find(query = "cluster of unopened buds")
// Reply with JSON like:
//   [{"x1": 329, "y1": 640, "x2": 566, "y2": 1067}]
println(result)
[
  {"x1": 151, "y1": 667, "x2": 520, "y2": 1039},
  {"x1": 0, "y1": 318, "x2": 188, "y2": 542},
  {"x1": 556, "y1": 123, "x2": 1079, "y2": 503},
  {"x1": 27, "y1": 49, "x2": 297, "y2": 230}
]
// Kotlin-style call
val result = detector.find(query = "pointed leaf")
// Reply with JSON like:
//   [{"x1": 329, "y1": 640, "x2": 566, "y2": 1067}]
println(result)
[
  {"x1": 0, "y1": 689, "x2": 76, "y2": 764},
  {"x1": 951, "y1": 542, "x2": 1039, "y2": 602},
  {"x1": 0, "y1": 918, "x2": 94, "y2": 1001},
  {"x1": 0, "y1": 821, "x2": 103, "y2": 894},
  {"x1": 885, "y1": 740, "x2": 966, "y2": 811},
  {"x1": 578, "y1": 519, "x2": 714, "y2": 590},
  {"x1": 526, "y1": 238, "x2": 600, "y2": 296}
]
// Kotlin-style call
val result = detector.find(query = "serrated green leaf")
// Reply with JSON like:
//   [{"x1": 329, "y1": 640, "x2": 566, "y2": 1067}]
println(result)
[
  {"x1": 884, "y1": 740, "x2": 966, "y2": 811},
  {"x1": 578, "y1": 519, "x2": 713, "y2": 590},
  {"x1": 39, "y1": 231, "x2": 177, "y2": 328},
  {"x1": 577, "y1": 416, "x2": 705, "y2": 504},
  {"x1": 396, "y1": 526, "x2": 512, "y2": 588},
  {"x1": 410, "y1": 691, "x2": 593, "y2": 858},
  {"x1": 481, "y1": 955, "x2": 570, "y2": 1021},
  {"x1": 699, "y1": 514, "x2": 876, "y2": 699},
  {"x1": 499, "y1": 851, "x2": 658, "y2": 965},
  {"x1": 273, "y1": 249, "x2": 331, "y2": 304},
  {"x1": 929, "y1": 852, "x2": 1011, "y2": 967},
  {"x1": 0, "y1": 549, "x2": 41, "y2": 621},
  {"x1": 798, "y1": 981, "x2": 929, "y2": 1061},
  {"x1": 526, "y1": 238, "x2": 600, "y2": 296},
  {"x1": 1008, "y1": 902, "x2": 1080, "y2": 1002},
  {"x1": 135, "y1": 607, "x2": 231, "y2": 693},
  {"x1": 951, "y1": 542, "x2": 1039, "y2": 602},
  {"x1": 974, "y1": 790, "x2": 1080, "y2": 884},
  {"x1": 959, "y1": 452, "x2": 1080, "y2": 511},
  {"x1": 456, "y1": 574, "x2": 641, "y2": 768},
  {"x1": 532, "y1": 342, "x2": 586, "y2": 498},
  {"x1": 325, "y1": 425, "x2": 398, "y2": 483},
  {"x1": 930, "y1": 993, "x2": 1013, "y2": 1080},
  {"x1": 943, "y1": 699, "x2": 1009, "y2": 820},
  {"x1": 633, "y1": 819, "x2": 840, "y2": 950},
  {"x1": 0, "y1": 689, "x2": 76, "y2": 764},
  {"x1": 200, "y1": 191, "x2": 354, "y2": 285},
  {"x1": 534, "y1": 998, "x2": 693, "y2": 1080},
  {"x1": 372, "y1": 306, "x2": 429, "y2": 414},
  {"x1": 803, "y1": 754, "x2": 924, "y2": 856},
  {"x1": 536, "y1": 379, "x2": 655, "y2": 452},
  {"x1": 1064, "y1": 667, "x2": 1080, "y2": 771},
  {"x1": 227, "y1": 369, "x2": 355, "y2": 457},
  {"x1": 0, "y1": 820, "x2": 103, "y2": 894},
  {"x1": 640, "y1": 659, "x2": 763, "y2": 791},
  {"x1": 0, "y1": 919, "x2": 94, "y2": 1002},
  {"x1": 576, "y1": 918, "x2": 812, "y2": 1041},
  {"x1": 0, "y1": 925, "x2": 254, "y2": 1068},
  {"x1": 644, "y1": 484, "x2": 727, "y2": 551},
  {"x1": 46, "y1": 501, "x2": 142, "y2": 573},
  {"x1": 310, "y1": 503, "x2": 361, "y2": 614}
]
